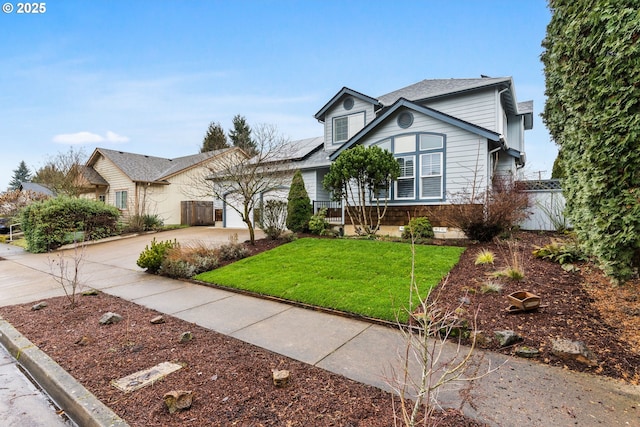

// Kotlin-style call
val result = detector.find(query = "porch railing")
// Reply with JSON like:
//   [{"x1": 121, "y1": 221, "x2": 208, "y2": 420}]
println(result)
[{"x1": 313, "y1": 201, "x2": 343, "y2": 224}]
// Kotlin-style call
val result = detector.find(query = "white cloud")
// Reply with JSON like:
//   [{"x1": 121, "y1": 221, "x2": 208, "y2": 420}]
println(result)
[
  {"x1": 105, "y1": 131, "x2": 129, "y2": 143},
  {"x1": 52, "y1": 131, "x2": 129, "y2": 144}
]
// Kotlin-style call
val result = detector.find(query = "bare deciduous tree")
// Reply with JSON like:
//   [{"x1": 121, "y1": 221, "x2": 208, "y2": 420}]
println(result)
[
  {"x1": 186, "y1": 123, "x2": 294, "y2": 244},
  {"x1": 33, "y1": 147, "x2": 87, "y2": 196}
]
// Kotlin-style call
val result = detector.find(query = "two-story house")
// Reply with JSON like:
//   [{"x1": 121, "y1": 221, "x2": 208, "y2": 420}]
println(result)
[{"x1": 221, "y1": 76, "x2": 532, "y2": 237}]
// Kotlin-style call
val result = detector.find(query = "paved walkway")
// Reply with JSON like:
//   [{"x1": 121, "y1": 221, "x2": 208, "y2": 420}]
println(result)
[{"x1": 0, "y1": 228, "x2": 639, "y2": 426}]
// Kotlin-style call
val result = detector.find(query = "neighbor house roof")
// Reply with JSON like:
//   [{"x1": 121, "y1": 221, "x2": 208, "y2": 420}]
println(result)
[
  {"x1": 86, "y1": 147, "x2": 241, "y2": 184},
  {"x1": 19, "y1": 182, "x2": 55, "y2": 197}
]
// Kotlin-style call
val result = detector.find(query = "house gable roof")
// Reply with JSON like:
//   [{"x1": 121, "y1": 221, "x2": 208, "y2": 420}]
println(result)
[
  {"x1": 77, "y1": 165, "x2": 109, "y2": 186},
  {"x1": 314, "y1": 87, "x2": 382, "y2": 122},
  {"x1": 329, "y1": 98, "x2": 502, "y2": 161},
  {"x1": 86, "y1": 147, "x2": 241, "y2": 183},
  {"x1": 377, "y1": 77, "x2": 512, "y2": 106}
]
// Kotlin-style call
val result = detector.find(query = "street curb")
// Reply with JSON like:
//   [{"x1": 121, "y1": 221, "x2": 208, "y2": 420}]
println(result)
[{"x1": 0, "y1": 316, "x2": 129, "y2": 427}]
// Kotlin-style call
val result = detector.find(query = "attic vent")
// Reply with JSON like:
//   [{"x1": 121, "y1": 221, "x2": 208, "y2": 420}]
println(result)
[
  {"x1": 397, "y1": 112, "x2": 414, "y2": 129},
  {"x1": 343, "y1": 97, "x2": 354, "y2": 110}
]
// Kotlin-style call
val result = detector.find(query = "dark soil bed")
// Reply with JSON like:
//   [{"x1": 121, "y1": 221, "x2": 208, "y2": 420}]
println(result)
[{"x1": 432, "y1": 231, "x2": 640, "y2": 384}]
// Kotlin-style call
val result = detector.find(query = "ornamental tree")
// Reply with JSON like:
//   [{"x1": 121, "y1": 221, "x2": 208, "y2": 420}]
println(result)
[
  {"x1": 541, "y1": 0, "x2": 640, "y2": 281},
  {"x1": 286, "y1": 170, "x2": 312, "y2": 232},
  {"x1": 323, "y1": 145, "x2": 400, "y2": 236}
]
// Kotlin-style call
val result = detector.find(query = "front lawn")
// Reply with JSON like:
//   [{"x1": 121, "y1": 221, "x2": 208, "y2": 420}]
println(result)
[{"x1": 195, "y1": 238, "x2": 465, "y2": 322}]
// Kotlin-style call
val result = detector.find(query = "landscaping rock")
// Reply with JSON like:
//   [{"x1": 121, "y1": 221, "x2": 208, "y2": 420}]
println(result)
[
  {"x1": 82, "y1": 289, "x2": 99, "y2": 296},
  {"x1": 75, "y1": 335, "x2": 91, "y2": 346},
  {"x1": 551, "y1": 339, "x2": 598, "y2": 367},
  {"x1": 471, "y1": 330, "x2": 493, "y2": 346},
  {"x1": 163, "y1": 390, "x2": 194, "y2": 414},
  {"x1": 180, "y1": 331, "x2": 193, "y2": 343},
  {"x1": 494, "y1": 330, "x2": 523, "y2": 347},
  {"x1": 31, "y1": 302, "x2": 48, "y2": 311},
  {"x1": 515, "y1": 346, "x2": 540, "y2": 358},
  {"x1": 99, "y1": 312, "x2": 123, "y2": 325},
  {"x1": 150, "y1": 315, "x2": 165, "y2": 324},
  {"x1": 272, "y1": 369, "x2": 290, "y2": 387}
]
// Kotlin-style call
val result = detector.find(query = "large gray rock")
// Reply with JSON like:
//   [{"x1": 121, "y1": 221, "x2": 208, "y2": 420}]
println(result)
[
  {"x1": 99, "y1": 312, "x2": 123, "y2": 325},
  {"x1": 494, "y1": 330, "x2": 522, "y2": 347},
  {"x1": 551, "y1": 339, "x2": 598, "y2": 367}
]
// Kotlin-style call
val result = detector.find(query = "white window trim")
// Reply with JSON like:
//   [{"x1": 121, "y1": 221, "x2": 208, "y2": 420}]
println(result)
[
  {"x1": 419, "y1": 152, "x2": 443, "y2": 200},
  {"x1": 395, "y1": 155, "x2": 416, "y2": 200},
  {"x1": 333, "y1": 116, "x2": 348, "y2": 144}
]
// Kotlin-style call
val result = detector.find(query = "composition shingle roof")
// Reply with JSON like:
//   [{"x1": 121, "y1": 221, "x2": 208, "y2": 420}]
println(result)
[
  {"x1": 376, "y1": 77, "x2": 512, "y2": 106},
  {"x1": 90, "y1": 148, "x2": 234, "y2": 183}
]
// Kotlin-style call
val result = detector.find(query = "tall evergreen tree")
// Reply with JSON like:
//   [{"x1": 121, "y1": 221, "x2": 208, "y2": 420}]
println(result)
[
  {"x1": 201, "y1": 121, "x2": 229, "y2": 152},
  {"x1": 541, "y1": 0, "x2": 640, "y2": 282},
  {"x1": 228, "y1": 114, "x2": 258, "y2": 155},
  {"x1": 8, "y1": 160, "x2": 32, "y2": 190},
  {"x1": 286, "y1": 170, "x2": 312, "y2": 232}
]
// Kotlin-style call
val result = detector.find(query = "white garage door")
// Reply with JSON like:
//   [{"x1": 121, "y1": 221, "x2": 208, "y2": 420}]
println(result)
[{"x1": 223, "y1": 203, "x2": 249, "y2": 229}]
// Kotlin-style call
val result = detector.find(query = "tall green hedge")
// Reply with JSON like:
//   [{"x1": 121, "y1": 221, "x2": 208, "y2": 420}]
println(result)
[
  {"x1": 541, "y1": 1, "x2": 640, "y2": 281},
  {"x1": 20, "y1": 197, "x2": 121, "y2": 253}
]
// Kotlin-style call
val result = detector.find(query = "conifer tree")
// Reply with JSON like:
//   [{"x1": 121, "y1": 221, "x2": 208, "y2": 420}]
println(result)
[
  {"x1": 228, "y1": 115, "x2": 258, "y2": 155},
  {"x1": 201, "y1": 121, "x2": 229, "y2": 152},
  {"x1": 286, "y1": 170, "x2": 312, "y2": 232},
  {"x1": 8, "y1": 160, "x2": 32, "y2": 190}
]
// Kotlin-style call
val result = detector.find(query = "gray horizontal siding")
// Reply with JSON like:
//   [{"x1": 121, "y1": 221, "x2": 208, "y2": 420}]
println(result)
[{"x1": 423, "y1": 88, "x2": 498, "y2": 132}]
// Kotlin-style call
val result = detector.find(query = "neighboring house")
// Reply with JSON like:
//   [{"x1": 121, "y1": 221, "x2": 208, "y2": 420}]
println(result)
[
  {"x1": 19, "y1": 182, "x2": 56, "y2": 197},
  {"x1": 221, "y1": 76, "x2": 533, "y2": 236},
  {"x1": 76, "y1": 147, "x2": 246, "y2": 225}
]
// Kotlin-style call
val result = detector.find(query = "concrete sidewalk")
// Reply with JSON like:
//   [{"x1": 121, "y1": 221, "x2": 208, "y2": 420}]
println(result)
[{"x1": 1, "y1": 229, "x2": 639, "y2": 426}]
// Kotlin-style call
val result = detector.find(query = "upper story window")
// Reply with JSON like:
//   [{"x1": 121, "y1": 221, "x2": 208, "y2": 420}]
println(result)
[{"x1": 333, "y1": 112, "x2": 365, "y2": 144}]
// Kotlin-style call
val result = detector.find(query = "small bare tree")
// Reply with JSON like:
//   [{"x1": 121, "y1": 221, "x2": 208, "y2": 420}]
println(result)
[
  {"x1": 187, "y1": 123, "x2": 294, "y2": 244},
  {"x1": 389, "y1": 220, "x2": 498, "y2": 425},
  {"x1": 49, "y1": 240, "x2": 86, "y2": 309}
]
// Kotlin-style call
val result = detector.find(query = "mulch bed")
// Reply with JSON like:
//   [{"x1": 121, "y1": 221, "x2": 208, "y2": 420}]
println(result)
[{"x1": 434, "y1": 231, "x2": 640, "y2": 384}]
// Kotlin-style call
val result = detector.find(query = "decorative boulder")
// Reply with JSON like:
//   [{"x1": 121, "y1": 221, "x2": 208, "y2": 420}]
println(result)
[
  {"x1": 163, "y1": 390, "x2": 194, "y2": 414},
  {"x1": 31, "y1": 302, "x2": 48, "y2": 311},
  {"x1": 150, "y1": 315, "x2": 165, "y2": 324},
  {"x1": 551, "y1": 339, "x2": 598, "y2": 367},
  {"x1": 272, "y1": 369, "x2": 290, "y2": 387},
  {"x1": 494, "y1": 330, "x2": 523, "y2": 347},
  {"x1": 180, "y1": 331, "x2": 193, "y2": 343},
  {"x1": 99, "y1": 312, "x2": 123, "y2": 325}
]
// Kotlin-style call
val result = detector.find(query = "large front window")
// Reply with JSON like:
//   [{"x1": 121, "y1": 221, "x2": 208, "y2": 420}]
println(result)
[{"x1": 373, "y1": 132, "x2": 445, "y2": 201}]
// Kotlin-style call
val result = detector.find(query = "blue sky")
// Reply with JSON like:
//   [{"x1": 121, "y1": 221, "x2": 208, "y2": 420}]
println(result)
[{"x1": 0, "y1": 0, "x2": 554, "y2": 190}]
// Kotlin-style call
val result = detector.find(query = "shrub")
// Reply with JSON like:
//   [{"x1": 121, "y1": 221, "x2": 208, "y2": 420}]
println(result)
[
  {"x1": 401, "y1": 217, "x2": 434, "y2": 240},
  {"x1": 308, "y1": 208, "x2": 330, "y2": 235},
  {"x1": 474, "y1": 249, "x2": 495, "y2": 265},
  {"x1": 259, "y1": 199, "x2": 288, "y2": 239},
  {"x1": 154, "y1": 241, "x2": 222, "y2": 279},
  {"x1": 218, "y1": 235, "x2": 249, "y2": 261},
  {"x1": 445, "y1": 176, "x2": 531, "y2": 242},
  {"x1": 286, "y1": 170, "x2": 312, "y2": 232},
  {"x1": 136, "y1": 238, "x2": 178, "y2": 273},
  {"x1": 124, "y1": 214, "x2": 164, "y2": 233},
  {"x1": 20, "y1": 196, "x2": 120, "y2": 253},
  {"x1": 533, "y1": 239, "x2": 586, "y2": 265}
]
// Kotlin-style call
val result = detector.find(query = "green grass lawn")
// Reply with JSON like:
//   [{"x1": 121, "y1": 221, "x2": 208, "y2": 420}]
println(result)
[{"x1": 195, "y1": 238, "x2": 465, "y2": 322}]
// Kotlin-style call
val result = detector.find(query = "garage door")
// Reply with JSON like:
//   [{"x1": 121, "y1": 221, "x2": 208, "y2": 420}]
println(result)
[{"x1": 223, "y1": 202, "x2": 249, "y2": 229}]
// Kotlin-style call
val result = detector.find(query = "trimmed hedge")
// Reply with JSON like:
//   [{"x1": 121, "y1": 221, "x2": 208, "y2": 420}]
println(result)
[{"x1": 20, "y1": 197, "x2": 120, "y2": 253}]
